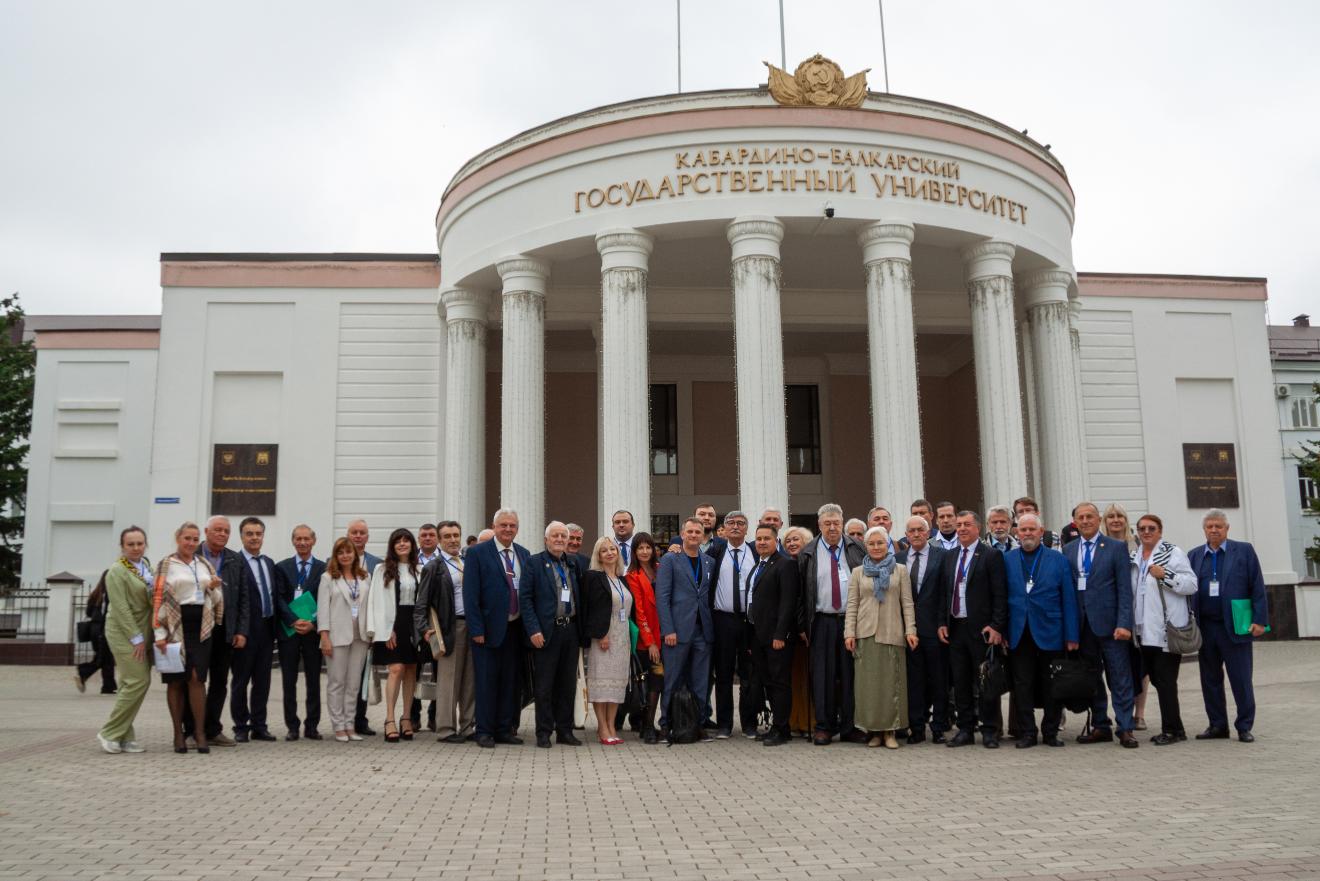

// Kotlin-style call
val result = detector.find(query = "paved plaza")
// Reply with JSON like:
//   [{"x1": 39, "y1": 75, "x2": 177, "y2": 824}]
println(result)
[{"x1": 1, "y1": 642, "x2": 1318, "y2": 881}]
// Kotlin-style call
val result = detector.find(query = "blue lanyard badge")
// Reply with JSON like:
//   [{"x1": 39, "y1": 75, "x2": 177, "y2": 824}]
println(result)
[{"x1": 1021, "y1": 550, "x2": 1042, "y2": 592}]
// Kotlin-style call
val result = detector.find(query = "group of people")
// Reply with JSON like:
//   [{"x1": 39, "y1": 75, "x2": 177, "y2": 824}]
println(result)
[{"x1": 90, "y1": 494, "x2": 1270, "y2": 755}]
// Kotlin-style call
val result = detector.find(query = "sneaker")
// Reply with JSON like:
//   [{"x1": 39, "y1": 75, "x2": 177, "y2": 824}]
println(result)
[
  {"x1": 120, "y1": 741, "x2": 146, "y2": 753},
  {"x1": 96, "y1": 733, "x2": 121, "y2": 754},
  {"x1": 699, "y1": 732, "x2": 715, "y2": 743},
  {"x1": 743, "y1": 730, "x2": 759, "y2": 740},
  {"x1": 715, "y1": 728, "x2": 732, "y2": 740}
]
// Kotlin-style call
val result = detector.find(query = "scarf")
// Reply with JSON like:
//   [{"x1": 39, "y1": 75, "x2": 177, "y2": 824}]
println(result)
[
  {"x1": 862, "y1": 554, "x2": 897, "y2": 602},
  {"x1": 1132, "y1": 539, "x2": 1175, "y2": 584},
  {"x1": 152, "y1": 555, "x2": 223, "y2": 663}
]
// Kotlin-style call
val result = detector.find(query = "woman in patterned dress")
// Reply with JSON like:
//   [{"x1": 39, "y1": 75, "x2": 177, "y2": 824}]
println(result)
[{"x1": 583, "y1": 536, "x2": 633, "y2": 745}]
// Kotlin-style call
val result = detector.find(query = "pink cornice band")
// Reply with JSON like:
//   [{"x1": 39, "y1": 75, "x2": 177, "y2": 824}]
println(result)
[
  {"x1": 1078, "y1": 273, "x2": 1267, "y2": 301},
  {"x1": 35, "y1": 330, "x2": 160, "y2": 350},
  {"x1": 161, "y1": 260, "x2": 441, "y2": 289}
]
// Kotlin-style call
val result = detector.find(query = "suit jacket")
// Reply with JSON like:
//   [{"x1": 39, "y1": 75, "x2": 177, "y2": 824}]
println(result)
[
  {"x1": 797, "y1": 534, "x2": 868, "y2": 634},
  {"x1": 655, "y1": 550, "x2": 714, "y2": 644},
  {"x1": 520, "y1": 552, "x2": 586, "y2": 646},
  {"x1": 581, "y1": 569, "x2": 627, "y2": 643},
  {"x1": 361, "y1": 551, "x2": 382, "y2": 576},
  {"x1": 274, "y1": 556, "x2": 326, "y2": 632},
  {"x1": 895, "y1": 544, "x2": 947, "y2": 639},
  {"x1": 413, "y1": 557, "x2": 457, "y2": 656},
  {"x1": 937, "y1": 541, "x2": 1008, "y2": 638},
  {"x1": 1063, "y1": 534, "x2": 1133, "y2": 636},
  {"x1": 746, "y1": 552, "x2": 799, "y2": 645},
  {"x1": 1187, "y1": 539, "x2": 1269, "y2": 644},
  {"x1": 705, "y1": 539, "x2": 756, "y2": 613},
  {"x1": 844, "y1": 563, "x2": 916, "y2": 647},
  {"x1": 203, "y1": 546, "x2": 250, "y2": 639},
  {"x1": 461, "y1": 539, "x2": 532, "y2": 648},
  {"x1": 316, "y1": 572, "x2": 372, "y2": 647},
  {"x1": 1005, "y1": 546, "x2": 1079, "y2": 651},
  {"x1": 237, "y1": 552, "x2": 288, "y2": 628}
]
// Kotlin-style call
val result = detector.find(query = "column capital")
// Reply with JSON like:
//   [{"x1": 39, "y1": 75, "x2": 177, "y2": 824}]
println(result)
[
  {"x1": 858, "y1": 220, "x2": 915, "y2": 263},
  {"x1": 1017, "y1": 269, "x2": 1074, "y2": 310},
  {"x1": 726, "y1": 215, "x2": 784, "y2": 261},
  {"x1": 961, "y1": 239, "x2": 1016, "y2": 281},
  {"x1": 595, "y1": 228, "x2": 654, "y2": 271},
  {"x1": 440, "y1": 287, "x2": 489, "y2": 324},
  {"x1": 496, "y1": 255, "x2": 550, "y2": 294}
]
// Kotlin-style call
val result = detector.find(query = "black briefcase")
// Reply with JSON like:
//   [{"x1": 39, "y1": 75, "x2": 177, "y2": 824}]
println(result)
[{"x1": 1047, "y1": 653, "x2": 1093, "y2": 713}]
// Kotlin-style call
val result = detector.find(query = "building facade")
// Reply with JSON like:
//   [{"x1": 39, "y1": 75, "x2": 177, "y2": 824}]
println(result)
[{"x1": 1270, "y1": 316, "x2": 1320, "y2": 634}]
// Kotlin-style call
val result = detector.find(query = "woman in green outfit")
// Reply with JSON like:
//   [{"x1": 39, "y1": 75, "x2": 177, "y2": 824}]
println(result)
[{"x1": 97, "y1": 526, "x2": 155, "y2": 754}]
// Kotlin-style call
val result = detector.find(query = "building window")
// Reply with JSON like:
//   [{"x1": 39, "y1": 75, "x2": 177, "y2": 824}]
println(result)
[
  {"x1": 1307, "y1": 557, "x2": 1320, "y2": 580},
  {"x1": 786, "y1": 384, "x2": 822, "y2": 474},
  {"x1": 1300, "y1": 467, "x2": 1320, "y2": 514},
  {"x1": 650, "y1": 384, "x2": 678, "y2": 475},
  {"x1": 1293, "y1": 396, "x2": 1319, "y2": 428},
  {"x1": 650, "y1": 514, "x2": 680, "y2": 544}
]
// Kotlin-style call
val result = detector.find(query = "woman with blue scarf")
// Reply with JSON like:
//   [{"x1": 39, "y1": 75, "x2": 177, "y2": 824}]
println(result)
[{"x1": 845, "y1": 526, "x2": 917, "y2": 749}]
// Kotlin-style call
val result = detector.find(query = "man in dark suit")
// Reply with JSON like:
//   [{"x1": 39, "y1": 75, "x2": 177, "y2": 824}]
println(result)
[
  {"x1": 275, "y1": 524, "x2": 325, "y2": 741},
  {"x1": 347, "y1": 518, "x2": 382, "y2": 736},
  {"x1": 799, "y1": 503, "x2": 868, "y2": 745},
  {"x1": 185, "y1": 515, "x2": 249, "y2": 747},
  {"x1": 463, "y1": 508, "x2": 532, "y2": 748},
  {"x1": 231, "y1": 516, "x2": 287, "y2": 743},
  {"x1": 937, "y1": 510, "x2": 1008, "y2": 748},
  {"x1": 519, "y1": 521, "x2": 585, "y2": 748},
  {"x1": 745, "y1": 522, "x2": 798, "y2": 746},
  {"x1": 896, "y1": 514, "x2": 950, "y2": 743},
  {"x1": 656, "y1": 516, "x2": 715, "y2": 741},
  {"x1": 1189, "y1": 509, "x2": 1269, "y2": 742},
  {"x1": 1064, "y1": 501, "x2": 1138, "y2": 748},
  {"x1": 706, "y1": 511, "x2": 758, "y2": 739}
]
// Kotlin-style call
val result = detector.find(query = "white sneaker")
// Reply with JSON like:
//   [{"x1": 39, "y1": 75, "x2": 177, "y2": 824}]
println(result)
[
  {"x1": 348, "y1": 733, "x2": 363, "y2": 741},
  {"x1": 120, "y1": 741, "x2": 146, "y2": 753},
  {"x1": 96, "y1": 733, "x2": 122, "y2": 754}
]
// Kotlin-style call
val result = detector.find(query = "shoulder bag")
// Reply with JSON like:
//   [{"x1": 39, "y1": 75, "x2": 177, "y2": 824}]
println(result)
[{"x1": 1158, "y1": 581, "x2": 1201, "y2": 655}]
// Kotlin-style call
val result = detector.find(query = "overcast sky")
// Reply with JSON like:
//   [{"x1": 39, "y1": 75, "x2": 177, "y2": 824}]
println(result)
[{"x1": 2, "y1": 0, "x2": 1317, "y2": 322}]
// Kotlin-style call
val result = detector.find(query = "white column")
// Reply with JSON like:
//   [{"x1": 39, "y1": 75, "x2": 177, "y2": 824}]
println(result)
[
  {"x1": 727, "y1": 216, "x2": 789, "y2": 519},
  {"x1": 1068, "y1": 296, "x2": 1091, "y2": 499},
  {"x1": 859, "y1": 220, "x2": 923, "y2": 509},
  {"x1": 1020, "y1": 270, "x2": 1086, "y2": 527},
  {"x1": 496, "y1": 256, "x2": 549, "y2": 535},
  {"x1": 963, "y1": 240, "x2": 1028, "y2": 508},
  {"x1": 440, "y1": 287, "x2": 489, "y2": 537},
  {"x1": 596, "y1": 229, "x2": 654, "y2": 535}
]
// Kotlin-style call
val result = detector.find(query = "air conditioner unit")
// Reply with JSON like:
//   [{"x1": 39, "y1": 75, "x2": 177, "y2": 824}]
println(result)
[{"x1": 1277, "y1": 385, "x2": 1291, "y2": 398}]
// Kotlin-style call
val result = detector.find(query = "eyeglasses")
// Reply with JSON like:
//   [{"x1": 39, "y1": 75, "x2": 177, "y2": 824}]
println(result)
[{"x1": 1136, "y1": 525, "x2": 1159, "y2": 533}]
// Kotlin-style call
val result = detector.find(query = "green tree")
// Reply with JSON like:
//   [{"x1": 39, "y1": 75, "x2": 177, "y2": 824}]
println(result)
[
  {"x1": 1302, "y1": 381, "x2": 1320, "y2": 573},
  {"x1": 0, "y1": 294, "x2": 35, "y2": 589}
]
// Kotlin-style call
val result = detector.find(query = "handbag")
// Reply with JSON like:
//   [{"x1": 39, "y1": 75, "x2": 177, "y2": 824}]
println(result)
[
  {"x1": 76, "y1": 620, "x2": 94, "y2": 643},
  {"x1": 978, "y1": 643, "x2": 1010, "y2": 697},
  {"x1": 1047, "y1": 652, "x2": 1093, "y2": 713},
  {"x1": 1158, "y1": 581, "x2": 1201, "y2": 655}
]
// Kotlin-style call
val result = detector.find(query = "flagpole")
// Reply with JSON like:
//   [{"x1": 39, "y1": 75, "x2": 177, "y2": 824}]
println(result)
[
  {"x1": 677, "y1": 0, "x2": 683, "y2": 93},
  {"x1": 877, "y1": 0, "x2": 890, "y2": 91},
  {"x1": 778, "y1": 0, "x2": 786, "y2": 69}
]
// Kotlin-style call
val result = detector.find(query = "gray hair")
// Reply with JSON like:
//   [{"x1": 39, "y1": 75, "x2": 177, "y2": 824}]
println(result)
[
  {"x1": 544, "y1": 520, "x2": 568, "y2": 539},
  {"x1": 723, "y1": 510, "x2": 748, "y2": 525},
  {"x1": 905, "y1": 515, "x2": 930, "y2": 532},
  {"x1": 986, "y1": 505, "x2": 1012, "y2": 521},
  {"x1": 1202, "y1": 508, "x2": 1229, "y2": 525},
  {"x1": 1016, "y1": 512, "x2": 1042, "y2": 529},
  {"x1": 817, "y1": 503, "x2": 843, "y2": 520},
  {"x1": 845, "y1": 518, "x2": 867, "y2": 533},
  {"x1": 290, "y1": 523, "x2": 316, "y2": 540},
  {"x1": 564, "y1": 522, "x2": 584, "y2": 535},
  {"x1": 759, "y1": 507, "x2": 783, "y2": 520},
  {"x1": 204, "y1": 515, "x2": 231, "y2": 530},
  {"x1": 491, "y1": 508, "x2": 519, "y2": 525},
  {"x1": 864, "y1": 525, "x2": 889, "y2": 544}
]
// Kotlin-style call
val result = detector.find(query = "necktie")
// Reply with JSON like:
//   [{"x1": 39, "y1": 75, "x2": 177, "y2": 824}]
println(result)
[
  {"x1": 256, "y1": 558, "x2": 271, "y2": 617},
  {"x1": 620, "y1": 541, "x2": 629, "y2": 564},
  {"x1": 731, "y1": 547, "x2": 743, "y2": 615},
  {"x1": 297, "y1": 560, "x2": 308, "y2": 587},
  {"x1": 953, "y1": 548, "x2": 969, "y2": 616},
  {"x1": 1083, "y1": 540, "x2": 1094, "y2": 574},
  {"x1": 910, "y1": 550, "x2": 922, "y2": 595},
  {"x1": 828, "y1": 545, "x2": 841, "y2": 610},
  {"x1": 502, "y1": 548, "x2": 518, "y2": 616}
]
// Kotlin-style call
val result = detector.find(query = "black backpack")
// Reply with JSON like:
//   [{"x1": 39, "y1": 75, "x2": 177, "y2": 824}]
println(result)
[{"x1": 666, "y1": 685, "x2": 702, "y2": 745}]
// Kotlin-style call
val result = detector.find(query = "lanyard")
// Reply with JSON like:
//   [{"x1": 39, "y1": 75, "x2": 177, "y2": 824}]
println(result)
[
  {"x1": 553, "y1": 559, "x2": 569, "y2": 590},
  {"x1": 957, "y1": 547, "x2": 971, "y2": 582},
  {"x1": 347, "y1": 577, "x2": 360, "y2": 602},
  {"x1": 444, "y1": 555, "x2": 463, "y2": 575},
  {"x1": 687, "y1": 554, "x2": 701, "y2": 585},
  {"x1": 183, "y1": 558, "x2": 201, "y2": 589},
  {"x1": 1211, "y1": 549, "x2": 1219, "y2": 582},
  {"x1": 609, "y1": 577, "x2": 627, "y2": 607},
  {"x1": 730, "y1": 546, "x2": 744, "y2": 577},
  {"x1": 827, "y1": 542, "x2": 842, "y2": 569},
  {"x1": 1021, "y1": 549, "x2": 1042, "y2": 584}
]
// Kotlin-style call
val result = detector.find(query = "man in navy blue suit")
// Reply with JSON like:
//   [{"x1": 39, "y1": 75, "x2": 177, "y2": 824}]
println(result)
[
  {"x1": 656, "y1": 516, "x2": 715, "y2": 742},
  {"x1": 1064, "y1": 501, "x2": 1138, "y2": 748},
  {"x1": 275, "y1": 524, "x2": 326, "y2": 741},
  {"x1": 1189, "y1": 509, "x2": 1269, "y2": 743},
  {"x1": 231, "y1": 516, "x2": 287, "y2": 743},
  {"x1": 1006, "y1": 513, "x2": 1079, "y2": 748},
  {"x1": 463, "y1": 508, "x2": 532, "y2": 748},
  {"x1": 895, "y1": 514, "x2": 950, "y2": 744},
  {"x1": 519, "y1": 521, "x2": 585, "y2": 748}
]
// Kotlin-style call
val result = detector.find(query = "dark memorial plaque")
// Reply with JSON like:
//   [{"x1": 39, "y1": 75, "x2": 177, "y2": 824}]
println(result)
[
  {"x1": 211, "y1": 444, "x2": 278, "y2": 515},
  {"x1": 1182, "y1": 443, "x2": 1239, "y2": 508}
]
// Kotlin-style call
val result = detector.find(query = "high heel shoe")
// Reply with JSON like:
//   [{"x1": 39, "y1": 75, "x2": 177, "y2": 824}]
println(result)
[
  {"x1": 196, "y1": 746, "x2": 210, "y2": 754},
  {"x1": 400, "y1": 720, "x2": 415, "y2": 741},
  {"x1": 384, "y1": 721, "x2": 400, "y2": 743}
]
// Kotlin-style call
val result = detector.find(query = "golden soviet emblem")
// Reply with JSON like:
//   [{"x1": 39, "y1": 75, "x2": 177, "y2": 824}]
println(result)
[
  {"x1": 221, "y1": 451, "x2": 236, "y2": 466},
  {"x1": 256, "y1": 450, "x2": 270, "y2": 466},
  {"x1": 764, "y1": 54, "x2": 869, "y2": 108}
]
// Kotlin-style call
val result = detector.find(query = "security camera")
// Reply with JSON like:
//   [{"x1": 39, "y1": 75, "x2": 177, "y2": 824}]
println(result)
[{"x1": 824, "y1": 202, "x2": 835, "y2": 219}]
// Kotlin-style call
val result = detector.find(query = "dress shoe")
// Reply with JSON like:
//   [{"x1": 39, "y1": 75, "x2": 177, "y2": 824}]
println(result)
[
  {"x1": 930, "y1": 732, "x2": 948, "y2": 745},
  {"x1": 743, "y1": 729, "x2": 759, "y2": 739},
  {"x1": 494, "y1": 734, "x2": 524, "y2": 745},
  {"x1": 701, "y1": 720, "x2": 718, "y2": 730},
  {"x1": 761, "y1": 731, "x2": 786, "y2": 747},
  {"x1": 813, "y1": 732, "x2": 832, "y2": 746},
  {"x1": 699, "y1": 731, "x2": 714, "y2": 743},
  {"x1": 196, "y1": 746, "x2": 210, "y2": 754},
  {"x1": 96, "y1": 733, "x2": 122, "y2": 754},
  {"x1": 210, "y1": 733, "x2": 236, "y2": 747},
  {"x1": 443, "y1": 733, "x2": 466, "y2": 744},
  {"x1": 1195, "y1": 726, "x2": 1230, "y2": 740},
  {"x1": 907, "y1": 732, "x2": 926, "y2": 745},
  {"x1": 1238, "y1": 731, "x2": 1255, "y2": 743},
  {"x1": 251, "y1": 730, "x2": 277, "y2": 742},
  {"x1": 947, "y1": 730, "x2": 975, "y2": 747},
  {"x1": 536, "y1": 735, "x2": 552, "y2": 748},
  {"x1": 355, "y1": 724, "x2": 377, "y2": 737},
  {"x1": 1150, "y1": 732, "x2": 1186, "y2": 746},
  {"x1": 883, "y1": 732, "x2": 899, "y2": 750},
  {"x1": 335, "y1": 733, "x2": 351, "y2": 743},
  {"x1": 476, "y1": 735, "x2": 496, "y2": 748},
  {"x1": 842, "y1": 730, "x2": 870, "y2": 745},
  {"x1": 1119, "y1": 731, "x2": 1139, "y2": 749},
  {"x1": 556, "y1": 732, "x2": 582, "y2": 746},
  {"x1": 1075, "y1": 727, "x2": 1113, "y2": 744},
  {"x1": 982, "y1": 734, "x2": 1000, "y2": 749},
  {"x1": 304, "y1": 730, "x2": 323, "y2": 741},
  {"x1": 642, "y1": 728, "x2": 659, "y2": 745},
  {"x1": 348, "y1": 732, "x2": 363, "y2": 742},
  {"x1": 715, "y1": 728, "x2": 732, "y2": 740},
  {"x1": 1042, "y1": 735, "x2": 1066, "y2": 748},
  {"x1": 1016, "y1": 735, "x2": 1037, "y2": 749},
  {"x1": 234, "y1": 732, "x2": 250, "y2": 744},
  {"x1": 284, "y1": 731, "x2": 300, "y2": 742},
  {"x1": 120, "y1": 740, "x2": 146, "y2": 753},
  {"x1": 464, "y1": 733, "x2": 478, "y2": 742}
]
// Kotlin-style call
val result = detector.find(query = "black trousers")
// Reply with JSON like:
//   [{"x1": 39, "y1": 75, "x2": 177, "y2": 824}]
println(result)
[
  {"x1": 472, "y1": 618, "x2": 525, "y2": 738},
  {"x1": 747, "y1": 632, "x2": 791, "y2": 735},
  {"x1": 905, "y1": 637, "x2": 950, "y2": 735},
  {"x1": 277, "y1": 631, "x2": 322, "y2": 734},
  {"x1": 1010, "y1": 624, "x2": 1062, "y2": 738},
  {"x1": 713, "y1": 610, "x2": 758, "y2": 733},
  {"x1": 948, "y1": 619, "x2": 992, "y2": 735},
  {"x1": 183, "y1": 623, "x2": 231, "y2": 739},
  {"x1": 231, "y1": 616, "x2": 275, "y2": 735},
  {"x1": 810, "y1": 614, "x2": 854, "y2": 735},
  {"x1": 77, "y1": 636, "x2": 117, "y2": 693},
  {"x1": 1142, "y1": 645, "x2": 1184, "y2": 735},
  {"x1": 531, "y1": 619, "x2": 579, "y2": 738}
]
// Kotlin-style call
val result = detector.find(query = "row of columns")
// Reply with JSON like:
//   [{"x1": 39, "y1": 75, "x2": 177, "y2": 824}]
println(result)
[{"x1": 440, "y1": 216, "x2": 1087, "y2": 536}]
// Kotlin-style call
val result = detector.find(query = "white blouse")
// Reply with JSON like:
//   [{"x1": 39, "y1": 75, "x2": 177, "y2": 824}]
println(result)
[{"x1": 1130, "y1": 543, "x2": 1198, "y2": 650}]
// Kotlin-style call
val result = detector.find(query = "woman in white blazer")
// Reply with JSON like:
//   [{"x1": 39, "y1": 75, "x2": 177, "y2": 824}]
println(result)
[
  {"x1": 1131, "y1": 513, "x2": 1198, "y2": 745},
  {"x1": 319, "y1": 537, "x2": 372, "y2": 743}
]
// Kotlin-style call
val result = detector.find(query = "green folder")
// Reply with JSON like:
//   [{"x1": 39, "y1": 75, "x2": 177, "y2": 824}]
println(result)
[
  {"x1": 280, "y1": 591, "x2": 318, "y2": 638},
  {"x1": 1230, "y1": 598, "x2": 1269, "y2": 636}
]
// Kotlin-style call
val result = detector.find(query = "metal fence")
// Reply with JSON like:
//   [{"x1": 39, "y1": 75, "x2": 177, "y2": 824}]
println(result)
[
  {"x1": 71, "y1": 581, "x2": 94, "y2": 665},
  {"x1": 0, "y1": 584, "x2": 50, "y2": 639}
]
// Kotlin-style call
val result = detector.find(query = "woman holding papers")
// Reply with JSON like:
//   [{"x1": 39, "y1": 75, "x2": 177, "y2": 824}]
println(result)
[
  {"x1": 319, "y1": 537, "x2": 372, "y2": 743},
  {"x1": 96, "y1": 526, "x2": 155, "y2": 754},
  {"x1": 151, "y1": 521, "x2": 224, "y2": 754}
]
